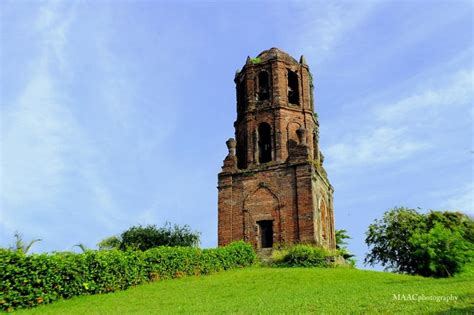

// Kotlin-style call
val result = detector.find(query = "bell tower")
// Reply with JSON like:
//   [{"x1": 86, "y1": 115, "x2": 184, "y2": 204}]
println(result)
[{"x1": 218, "y1": 48, "x2": 335, "y2": 250}]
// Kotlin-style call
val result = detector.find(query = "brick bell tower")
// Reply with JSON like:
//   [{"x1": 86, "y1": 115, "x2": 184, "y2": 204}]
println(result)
[{"x1": 218, "y1": 48, "x2": 336, "y2": 250}]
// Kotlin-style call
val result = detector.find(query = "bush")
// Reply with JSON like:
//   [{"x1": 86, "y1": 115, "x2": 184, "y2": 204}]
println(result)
[
  {"x1": 0, "y1": 241, "x2": 255, "y2": 312},
  {"x1": 272, "y1": 244, "x2": 333, "y2": 267},
  {"x1": 365, "y1": 207, "x2": 474, "y2": 277}
]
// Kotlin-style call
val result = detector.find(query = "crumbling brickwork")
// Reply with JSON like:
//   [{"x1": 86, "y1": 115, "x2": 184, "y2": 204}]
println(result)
[{"x1": 218, "y1": 48, "x2": 336, "y2": 250}]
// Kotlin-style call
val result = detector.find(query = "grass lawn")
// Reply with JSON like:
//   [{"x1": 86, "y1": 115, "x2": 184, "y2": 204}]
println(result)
[{"x1": 16, "y1": 267, "x2": 474, "y2": 314}]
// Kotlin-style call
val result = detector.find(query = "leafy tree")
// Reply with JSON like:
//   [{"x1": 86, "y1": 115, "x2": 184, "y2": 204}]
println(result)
[
  {"x1": 336, "y1": 229, "x2": 350, "y2": 249},
  {"x1": 335, "y1": 229, "x2": 355, "y2": 263},
  {"x1": 426, "y1": 211, "x2": 474, "y2": 243},
  {"x1": 365, "y1": 207, "x2": 425, "y2": 274},
  {"x1": 98, "y1": 222, "x2": 200, "y2": 251},
  {"x1": 410, "y1": 222, "x2": 472, "y2": 277},
  {"x1": 120, "y1": 223, "x2": 200, "y2": 250},
  {"x1": 365, "y1": 207, "x2": 473, "y2": 277}
]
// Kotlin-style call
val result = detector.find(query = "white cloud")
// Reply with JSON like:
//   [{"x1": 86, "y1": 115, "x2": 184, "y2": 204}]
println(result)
[
  {"x1": 34, "y1": 1, "x2": 76, "y2": 73},
  {"x1": 0, "y1": 1, "x2": 121, "y2": 240},
  {"x1": 375, "y1": 69, "x2": 473, "y2": 122},
  {"x1": 1, "y1": 70, "x2": 69, "y2": 207},
  {"x1": 293, "y1": 1, "x2": 376, "y2": 64},
  {"x1": 325, "y1": 65, "x2": 473, "y2": 170},
  {"x1": 1, "y1": 2, "x2": 76, "y2": 208},
  {"x1": 326, "y1": 127, "x2": 430, "y2": 169}
]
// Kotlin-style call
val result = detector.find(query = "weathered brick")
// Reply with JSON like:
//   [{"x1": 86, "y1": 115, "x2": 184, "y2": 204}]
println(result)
[{"x1": 218, "y1": 48, "x2": 336, "y2": 250}]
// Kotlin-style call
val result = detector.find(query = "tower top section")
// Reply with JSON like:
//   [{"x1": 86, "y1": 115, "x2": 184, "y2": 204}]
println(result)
[
  {"x1": 236, "y1": 47, "x2": 307, "y2": 81},
  {"x1": 228, "y1": 48, "x2": 319, "y2": 170},
  {"x1": 234, "y1": 47, "x2": 314, "y2": 123}
]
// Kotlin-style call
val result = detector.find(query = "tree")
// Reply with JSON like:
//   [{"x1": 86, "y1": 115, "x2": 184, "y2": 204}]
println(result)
[
  {"x1": 365, "y1": 207, "x2": 473, "y2": 277},
  {"x1": 335, "y1": 229, "x2": 355, "y2": 263},
  {"x1": 98, "y1": 222, "x2": 201, "y2": 251},
  {"x1": 410, "y1": 223, "x2": 472, "y2": 277}
]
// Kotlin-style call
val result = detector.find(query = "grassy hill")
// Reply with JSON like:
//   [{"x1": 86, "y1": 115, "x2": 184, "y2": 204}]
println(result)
[{"x1": 16, "y1": 266, "x2": 473, "y2": 314}]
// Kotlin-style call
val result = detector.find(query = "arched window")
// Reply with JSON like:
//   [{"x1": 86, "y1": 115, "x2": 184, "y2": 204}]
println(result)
[
  {"x1": 257, "y1": 71, "x2": 269, "y2": 101},
  {"x1": 258, "y1": 123, "x2": 272, "y2": 163},
  {"x1": 287, "y1": 70, "x2": 299, "y2": 104}
]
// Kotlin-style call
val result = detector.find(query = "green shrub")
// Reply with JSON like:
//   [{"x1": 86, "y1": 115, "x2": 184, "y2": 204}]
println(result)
[
  {"x1": 273, "y1": 244, "x2": 333, "y2": 267},
  {"x1": 0, "y1": 241, "x2": 255, "y2": 312}
]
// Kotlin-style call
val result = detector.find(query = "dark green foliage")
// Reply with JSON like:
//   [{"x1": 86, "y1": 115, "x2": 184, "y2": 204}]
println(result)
[
  {"x1": 274, "y1": 244, "x2": 332, "y2": 267},
  {"x1": 426, "y1": 211, "x2": 474, "y2": 243},
  {"x1": 365, "y1": 207, "x2": 474, "y2": 277},
  {"x1": 0, "y1": 241, "x2": 255, "y2": 312},
  {"x1": 335, "y1": 229, "x2": 350, "y2": 249},
  {"x1": 410, "y1": 223, "x2": 472, "y2": 277},
  {"x1": 118, "y1": 223, "x2": 200, "y2": 251},
  {"x1": 335, "y1": 229, "x2": 355, "y2": 265},
  {"x1": 365, "y1": 207, "x2": 425, "y2": 274}
]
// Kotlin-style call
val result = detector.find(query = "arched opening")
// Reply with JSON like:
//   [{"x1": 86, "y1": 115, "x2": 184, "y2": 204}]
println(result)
[
  {"x1": 258, "y1": 123, "x2": 272, "y2": 163},
  {"x1": 287, "y1": 70, "x2": 299, "y2": 104},
  {"x1": 257, "y1": 71, "x2": 269, "y2": 101}
]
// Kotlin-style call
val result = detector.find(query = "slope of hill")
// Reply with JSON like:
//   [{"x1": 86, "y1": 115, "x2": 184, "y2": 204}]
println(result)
[{"x1": 17, "y1": 266, "x2": 473, "y2": 314}]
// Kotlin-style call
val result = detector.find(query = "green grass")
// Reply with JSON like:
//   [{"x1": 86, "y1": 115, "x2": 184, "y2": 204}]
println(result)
[{"x1": 16, "y1": 267, "x2": 473, "y2": 314}]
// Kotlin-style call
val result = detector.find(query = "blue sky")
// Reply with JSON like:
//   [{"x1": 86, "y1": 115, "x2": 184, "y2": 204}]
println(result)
[{"x1": 1, "y1": 0, "x2": 472, "y2": 268}]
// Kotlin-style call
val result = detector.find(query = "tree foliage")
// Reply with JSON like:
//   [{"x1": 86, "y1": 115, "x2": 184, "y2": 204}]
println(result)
[
  {"x1": 98, "y1": 223, "x2": 200, "y2": 251},
  {"x1": 335, "y1": 229, "x2": 350, "y2": 249},
  {"x1": 365, "y1": 207, "x2": 473, "y2": 277},
  {"x1": 335, "y1": 229, "x2": 355, "y2": 264}
]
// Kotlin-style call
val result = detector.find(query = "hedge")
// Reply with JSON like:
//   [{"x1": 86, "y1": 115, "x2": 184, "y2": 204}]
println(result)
[{"x1": 0, "y1": 241, "x2": 255, "y2": 312}]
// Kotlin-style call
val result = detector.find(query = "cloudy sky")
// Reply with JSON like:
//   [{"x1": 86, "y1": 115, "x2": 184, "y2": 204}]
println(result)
[{"x1": 1, "y1": 0, "x2": 472, "y2": 267}]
